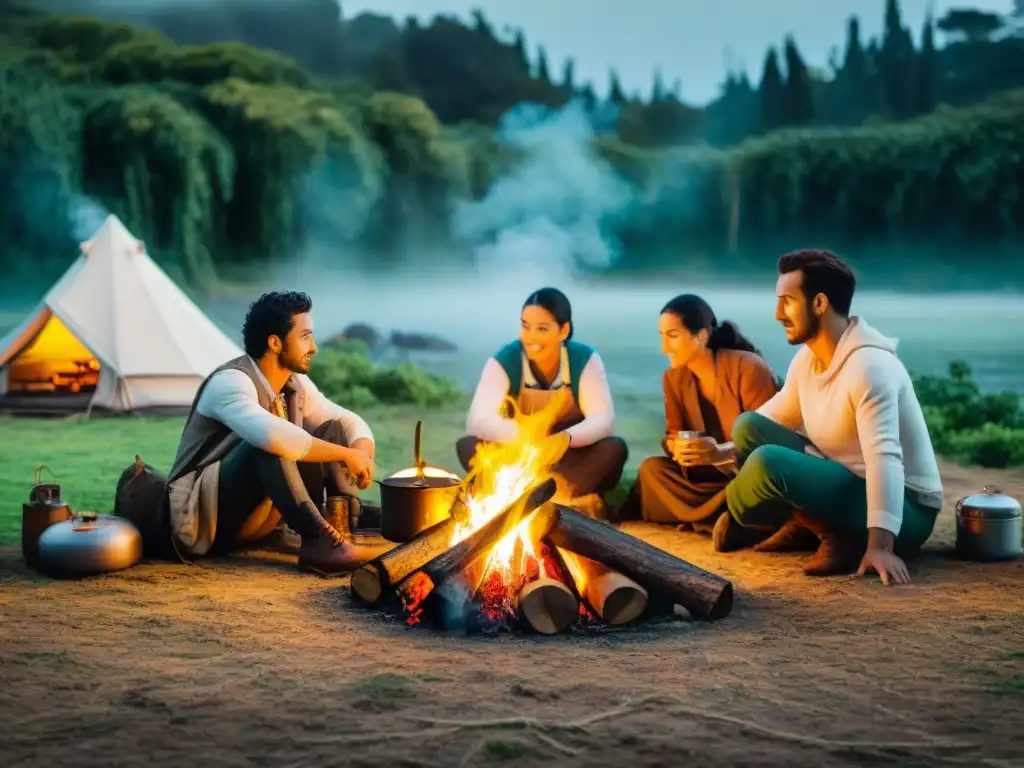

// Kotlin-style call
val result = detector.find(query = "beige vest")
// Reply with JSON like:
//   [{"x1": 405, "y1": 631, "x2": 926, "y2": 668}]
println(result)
[{"x1": 166, "y1": 356, "x2": 305, "y2": 556}]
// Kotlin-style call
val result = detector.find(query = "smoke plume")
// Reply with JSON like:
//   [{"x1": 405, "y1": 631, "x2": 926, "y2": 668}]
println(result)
[
  {"x1": 452, "y1": 100, "x2": 631, "y2": 283},
  {"x1": 68, "y1": 197, "x2": 110, "y2": 243}
]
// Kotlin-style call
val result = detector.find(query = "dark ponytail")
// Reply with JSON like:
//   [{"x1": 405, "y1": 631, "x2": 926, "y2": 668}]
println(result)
[
  {"x1": 708, "y1": 320, "x2": 762, "y2": 356},
  {"x1": 661, "y1": 294, "x2": 763, "y2": 357},
  {"x1": 524, "y1": 287, "x2": 574, "y2": 340}
]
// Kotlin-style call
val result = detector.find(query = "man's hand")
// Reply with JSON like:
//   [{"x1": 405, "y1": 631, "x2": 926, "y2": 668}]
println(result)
[
  {"x1": 856, "y1": 548, "x2": 911, "y2": 584},
  {"x1": 675, "y1": 436, "x2": 724, "y2": 467},
  {"x1": 341, "y1": 446, "x2": 373, "y2": 489},
  {"x1": 856, "y1": 527, "x2": 910, "y2": 584}
]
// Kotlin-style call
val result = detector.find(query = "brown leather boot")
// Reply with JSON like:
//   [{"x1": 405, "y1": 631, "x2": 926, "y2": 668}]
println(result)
[
  {"x1": 711, "y1": 511, "x2": 745, "y2": 552},
  {"x1": 255, "y1": 524, "x2": 302, "y2": 555},
  {"x1": 795, "y1": 511, "x2": 863, "y2": 576},
  {"x1": 298, "y1": 497, "x2": 391, "y2": 576},
  {"x1": 752, "y1": 513, "x2": 819, "y2": 552}
]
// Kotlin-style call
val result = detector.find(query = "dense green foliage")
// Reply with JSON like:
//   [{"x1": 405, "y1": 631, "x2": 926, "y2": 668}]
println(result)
[
  {"x1": 31, "y1": 0, "x2": 1024, "y2": 148},
  {"x1": 307, "y1": 340, "x2": 464, "y2": 410},
  {"x1": 914, "y1": 361, "x2": 1024, "y2": 468},
  {"x1": 2, "y1": 3, "x2": 1023, "y2": 290}
]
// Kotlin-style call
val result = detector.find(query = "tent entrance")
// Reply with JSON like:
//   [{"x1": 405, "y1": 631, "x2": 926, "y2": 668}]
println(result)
[{"x1": 7, "y1": 314, "x2": 100, "y2": 395}]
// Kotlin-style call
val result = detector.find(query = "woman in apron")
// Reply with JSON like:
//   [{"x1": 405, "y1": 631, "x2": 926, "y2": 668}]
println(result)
[
  {"x1": 615, "y1": 294, "x2": 781, "y2": 544},
  {"x1": 456, "y1": 287, "x2": 628, "y2": 503}
]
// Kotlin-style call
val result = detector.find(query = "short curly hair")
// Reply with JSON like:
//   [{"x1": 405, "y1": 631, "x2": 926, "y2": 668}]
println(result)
[{"x1": 241, "y1": 291, "x2": 313, "y2": 359}]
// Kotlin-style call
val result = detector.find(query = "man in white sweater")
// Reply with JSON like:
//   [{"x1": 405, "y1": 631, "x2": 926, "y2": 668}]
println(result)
[
  {"x1": 165, "y1": 291, "x2": 388, "y2": 575},
  {"x1": 717, "y1": 249, "x2": 944, "y2": 584}
]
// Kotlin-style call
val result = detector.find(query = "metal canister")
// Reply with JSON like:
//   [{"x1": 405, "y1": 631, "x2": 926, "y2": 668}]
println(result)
[
  {"x1": 22, "y1": 469, "x2": 72, "y2": 568},
  {"x1": 955, "y1": 486, "x2": 1022, "y2": 562}
]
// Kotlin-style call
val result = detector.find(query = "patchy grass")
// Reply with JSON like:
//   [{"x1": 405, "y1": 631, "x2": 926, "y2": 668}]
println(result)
[{"x1": 0, "y1": 401, "x2": 664, "y2": 544}]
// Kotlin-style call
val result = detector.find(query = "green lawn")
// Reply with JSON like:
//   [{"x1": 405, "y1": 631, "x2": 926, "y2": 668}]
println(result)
[{"x1": 0, "y1": 399, "x2": 664, "y2": 545}]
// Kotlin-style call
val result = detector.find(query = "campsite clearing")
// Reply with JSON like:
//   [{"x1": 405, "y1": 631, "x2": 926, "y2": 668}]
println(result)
[
  {"x1": 0, "y1": 215, "x2": 240, "y2": 413},
  {"x1": 1, "y1": 412, "x2": 1023, "y2": 766}
]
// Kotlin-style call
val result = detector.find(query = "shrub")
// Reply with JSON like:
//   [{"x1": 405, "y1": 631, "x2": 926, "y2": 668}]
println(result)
[
  {"x1": 307, "y1": 341, "x2": 464, "y2": 410},
  {"x1": 913, "y1": 360, "x2": 1024, "y2": 467}
]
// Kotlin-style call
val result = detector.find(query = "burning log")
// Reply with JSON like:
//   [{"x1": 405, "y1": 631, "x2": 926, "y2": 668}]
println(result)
[
  {"x1": 409, "y1": 478, "x2": 558, "y2": 628},
  {"x1": 559, "y1": 550, "x2": 648, "y2": 626},
  {"x1": 516, "y1": 574, "x2": 577, "y2": 635},
  {"x1": 349, "y1": 488, "x2": 474, "y2": 605},
  {"x1": 546, "y1": 505, "x2": 733, "y2": 620},
  {"x1": 350, "y1": 518, "x2": 459, "y2": 605}
]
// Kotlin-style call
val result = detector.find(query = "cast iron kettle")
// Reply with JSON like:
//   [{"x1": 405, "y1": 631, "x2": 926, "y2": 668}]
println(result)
[
  {"x1": 376, "y1": 420, "x2": 461, "y2": 543},
  {"x1": 955, "y1": 485, "x2": 1022, "y2": 562}
]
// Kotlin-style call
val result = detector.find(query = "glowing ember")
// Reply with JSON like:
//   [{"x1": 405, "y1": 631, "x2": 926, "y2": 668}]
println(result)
[
  {"x1": 396, "y1": 393, "x2": 572, "y2": 629},
  {"x1": 396, "y1": 391, "x2": 600, "y2": 631}
]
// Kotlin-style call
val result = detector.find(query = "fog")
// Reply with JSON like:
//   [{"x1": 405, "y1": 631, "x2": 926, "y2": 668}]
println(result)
[{"x1": 3, "y1": 89, "x2": 1022, "y2": 399}]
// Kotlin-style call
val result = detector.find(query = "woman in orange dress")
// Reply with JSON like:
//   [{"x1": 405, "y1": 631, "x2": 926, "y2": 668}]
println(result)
[{"x1": 616, "y1": 294, "x2": 780, "y2": 538}]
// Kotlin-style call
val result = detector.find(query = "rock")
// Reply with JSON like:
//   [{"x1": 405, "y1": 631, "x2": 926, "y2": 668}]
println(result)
[
  {"x1": 338, "y1": 323, "x2": 383, "y2": 347},
  {"x1": 388, "y1": 331, "x2": 458, "y2": 352},
  {"x1": 673, "y1": 604, "x2": 693, "y2": 621}
]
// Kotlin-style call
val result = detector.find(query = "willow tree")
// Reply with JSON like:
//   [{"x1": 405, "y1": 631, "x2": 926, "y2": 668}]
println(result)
[
  {"x1": 357, "y1": 91, "x2": 463, "y2": 251},
  {"x1": 81, "y1": 85, "x2": 234, "y2": 289},
  {"x1": 0, "y1": 48, "x2": 82, "y2": 270},
  {"x1": 198, "y1": 77, "x2": 383, "y2": 264}
]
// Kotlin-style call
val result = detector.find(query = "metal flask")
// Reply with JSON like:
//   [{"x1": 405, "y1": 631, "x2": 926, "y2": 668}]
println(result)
[{"x1": 954, "y1": 486, "x2": 1022, "y2": 562}]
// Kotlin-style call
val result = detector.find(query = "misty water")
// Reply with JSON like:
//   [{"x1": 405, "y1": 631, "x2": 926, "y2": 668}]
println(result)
[
  {"x1": 2, "y1": 270, "x2": 1021, "y2": 404},
  {"x1": 284, "y1": 273, "x2": 1024, "y2": 399}
]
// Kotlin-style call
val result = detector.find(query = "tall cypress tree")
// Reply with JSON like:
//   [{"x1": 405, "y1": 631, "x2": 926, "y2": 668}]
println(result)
[
  {"x1": 651, "y1": 68, "x2": 665, "y2": 103},
  {"x1": 535, "y1": 45, "x2": 551, "y2": 84},
  {"x1": 608, "y1": 69, "x2": 626, "y2": 105},
  {"x1": 878, "y1": 0, "x2": 915, "y2": 118},
  {"x1": 512, "y1": 30, "x2": 529, "y2": 73},
  {"x1": 782, "y1": 35, "x2": 814, "y2": 126},
  {"x1": 759, "y1": 47, "x2": 786, "y2": 132},
  {"x1": 561, "y1": 57, "x2": 575, "y2": 92},
  {"x1": 912, "y1": 12, "x2": 938, "y2": 115}
]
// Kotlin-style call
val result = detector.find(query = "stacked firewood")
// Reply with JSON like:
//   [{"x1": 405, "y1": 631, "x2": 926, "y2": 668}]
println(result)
[{"x1": 349, "y1": 478, "x2": 733, "y2": 634}]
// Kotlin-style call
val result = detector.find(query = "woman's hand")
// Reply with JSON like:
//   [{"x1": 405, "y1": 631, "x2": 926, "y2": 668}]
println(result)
[{"x1": 674, "y1": 436, "x2": 723, "y2": 467}]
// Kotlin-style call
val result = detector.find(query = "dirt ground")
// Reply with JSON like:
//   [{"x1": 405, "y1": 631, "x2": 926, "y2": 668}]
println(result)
[{"x1": 2, "y1": 461, "x2": 1022, "y2": 768}]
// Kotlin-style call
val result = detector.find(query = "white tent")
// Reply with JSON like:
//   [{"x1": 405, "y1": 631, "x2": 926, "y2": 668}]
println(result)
[{"x1": 0, "y1": 214, "x2": 242, "y2": 412}]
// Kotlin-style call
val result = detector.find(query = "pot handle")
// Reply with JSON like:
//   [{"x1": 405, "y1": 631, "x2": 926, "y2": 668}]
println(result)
[{"x1": 414, "y1": 420, "x2": 424, "y2": 469}]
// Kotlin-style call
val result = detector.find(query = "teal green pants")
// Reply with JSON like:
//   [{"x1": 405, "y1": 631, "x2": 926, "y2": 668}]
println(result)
[{"x1": 724, "y1": 412, "x2": 939, "y2": 555}]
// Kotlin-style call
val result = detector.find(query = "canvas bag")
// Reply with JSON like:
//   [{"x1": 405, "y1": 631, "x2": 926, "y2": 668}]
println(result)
[{"x1": 113, "y1": 456, "x2": 176, "y2": 559}]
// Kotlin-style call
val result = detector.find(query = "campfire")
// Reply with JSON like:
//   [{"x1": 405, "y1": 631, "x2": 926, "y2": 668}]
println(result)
[{"x1": 351, "y1": 395, "x2": 733, "y2": 635}]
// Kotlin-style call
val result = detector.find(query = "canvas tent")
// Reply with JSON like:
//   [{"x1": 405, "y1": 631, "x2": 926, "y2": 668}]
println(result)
[{"x1": 0, "y1": 214, "x2": 242, "y2": 412}]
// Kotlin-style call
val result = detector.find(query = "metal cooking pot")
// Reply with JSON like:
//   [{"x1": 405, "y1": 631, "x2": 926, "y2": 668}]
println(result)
[
  {"x1": 376, "y1": 421, "x2": 461, "y2": 542},
  {"x1": 37, "y1": 513, "x2": 143, "y2": 578},
  {"x1": 955, "y1": 486, "x2": 1022, "y2": 562}
]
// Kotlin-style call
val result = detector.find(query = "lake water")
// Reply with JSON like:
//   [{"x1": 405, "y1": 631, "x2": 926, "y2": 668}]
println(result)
[
  {"x1": 298, "y1": 275, "x2": 1024, "y2": 398},
  {"x1": 4, "y1": 275, "x2": 1022, "y2": 399}
]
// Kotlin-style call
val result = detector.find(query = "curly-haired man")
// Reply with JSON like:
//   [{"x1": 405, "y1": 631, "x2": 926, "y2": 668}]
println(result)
[{"x1": 165, "y1": 291, "x2": 386, "y2": 574}]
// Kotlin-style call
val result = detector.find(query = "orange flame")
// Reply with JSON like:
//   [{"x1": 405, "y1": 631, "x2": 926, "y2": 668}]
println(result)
[{"x1": 452, "y1": 391, "x2": 572, "y2": 582}]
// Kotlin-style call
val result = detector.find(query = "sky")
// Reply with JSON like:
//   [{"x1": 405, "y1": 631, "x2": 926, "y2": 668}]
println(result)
[{"x1": 342, "y1": 0, "x2": 1013, "y2": 104}]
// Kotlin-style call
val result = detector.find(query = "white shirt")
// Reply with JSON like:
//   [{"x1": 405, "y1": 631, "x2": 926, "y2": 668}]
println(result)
[
  {"x1": 757, "y1": 317, "x2": 943, "y2": 534},
  {"x1": 195, "y1": 359, "x2": 374, "y2": 460},
  {"x1": 465, "y1": 352, "x2": 615, "y2": 447}
]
